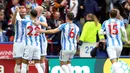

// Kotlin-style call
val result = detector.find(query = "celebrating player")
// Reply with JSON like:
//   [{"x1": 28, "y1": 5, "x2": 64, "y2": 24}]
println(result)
[
  {"x1": 11, "y1": 6, "x2": 28, "y2": 73},
  {"x1": 35, "y1": 6, "x2": 48, "y2": 73},
  {"x1": 14, "y1": 8, "x2": 43, "y2": 73},
  {"x1": 99, "y1": 10, "x2": 130, "y2": 73},
  {"x1": 37, "y1": 12, "x2": 79, "y2": 73}
]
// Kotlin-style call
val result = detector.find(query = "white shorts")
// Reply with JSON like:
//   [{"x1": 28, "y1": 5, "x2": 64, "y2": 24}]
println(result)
[
  {"x1": 40, "y1": 40, "x2": 48, "y2": 56},
  {"x1": 22, "y1": 45, "x2": 41, "y2": 60},
  {"x1": 13, "y1": 42, "x2": 25, "y2": 58},
  {"x1": 107, "y1": 46, "x2": 123, "y2": 60},
  {"x1": 59, "y1": 50, "x2": 76, "y2": 62}
]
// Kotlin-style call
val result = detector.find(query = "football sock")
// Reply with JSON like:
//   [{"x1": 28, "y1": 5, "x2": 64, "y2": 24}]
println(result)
[
  {"x1": 61, "y1": 65, "x2": 69, "y2": 73},
  {"x1": 40, "y1": 62, "x2": 45, "y2": 72},
  {"x1": 113, "y1": 62, "x2": 121, "y2": 73},
  {"x1": 14, "y1": 64, "x2": 21, "y2": 73},
  {"x1": 67, "y1": 64, "x2": 72, "y2": 73},
  {"x1": 21, "y1": 63, "x2": 27, "y2": 73},
  {"x1": 35, "y1": 63, "x2": 44, "y2": 73}
]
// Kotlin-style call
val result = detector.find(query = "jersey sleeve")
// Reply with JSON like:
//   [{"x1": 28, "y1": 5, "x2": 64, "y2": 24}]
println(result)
[
  {"x1": 120, "y1": 21, "x2": 128, "y2": 41},
  {"x1": 97, "y1": 23, "x2": 105, "y2": 40},
  {"x1": 99, "y1": 21, "x2": 106, "y2": 35},
  {"x1": 40, "y1": 16, "x2": 47, "y2": 22},
  {"x1": 58, "y1": 23, "x2": 66, "y2": 31}
]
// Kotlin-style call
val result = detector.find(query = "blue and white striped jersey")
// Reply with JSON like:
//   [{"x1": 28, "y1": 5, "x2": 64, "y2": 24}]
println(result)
[
  {"x1": 58, "y1": 22, "x2": 79, "y2": 50},
  {"x1": 21, "y1": 20, "x2": 41, "y2": 47},
  {"x1": 101, "y1": 18, "x2": 126, "y2": 47},
  {"x1": 37, "y1": 15, "x2": 47, "y2": 42},
  {"x1": 14, "y1": 15, "x2": 29, "y2": 43}
]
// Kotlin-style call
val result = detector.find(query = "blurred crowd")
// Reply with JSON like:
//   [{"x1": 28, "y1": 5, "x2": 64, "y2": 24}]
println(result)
[{"x1": 0, "y1": 0, "x2": 130, "y2": 56}]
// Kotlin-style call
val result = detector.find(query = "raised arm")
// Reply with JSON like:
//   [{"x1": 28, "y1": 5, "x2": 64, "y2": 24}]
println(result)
[{"x1": 11, "y1": 6, "x2": 19, "y2": 24}]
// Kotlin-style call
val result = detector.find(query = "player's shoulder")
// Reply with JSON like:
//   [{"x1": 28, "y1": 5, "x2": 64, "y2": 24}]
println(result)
[{"x1": 102, "y1": 20, "x2": 109, "y2": 24}]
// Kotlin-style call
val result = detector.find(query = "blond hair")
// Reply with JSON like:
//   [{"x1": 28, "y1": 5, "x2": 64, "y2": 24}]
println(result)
[{"x1": 86, "y1": 13, "x2": 99, "y2": 26}]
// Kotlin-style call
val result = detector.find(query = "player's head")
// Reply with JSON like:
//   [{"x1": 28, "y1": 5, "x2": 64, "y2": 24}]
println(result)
[
  {"x1": 35, "y1": 6, "x2": 43, "y2": 17},
  {"x1": 66, "y1": 12, "x2": 74, "y2": 22},
  {"x1": 109, "y1": 10, "x2": 117, "y2": 18},
  {"x1": 19, "y1": 6, "x2": 26, "y2": 18},
  {"x1": 30, "y1": 9, "x2": 37, "y2": 18}
]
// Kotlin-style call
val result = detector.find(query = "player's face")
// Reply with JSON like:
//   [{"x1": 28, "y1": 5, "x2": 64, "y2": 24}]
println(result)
[{"x1": 20, "y1": 9, "x2": 27, "y2": 18}]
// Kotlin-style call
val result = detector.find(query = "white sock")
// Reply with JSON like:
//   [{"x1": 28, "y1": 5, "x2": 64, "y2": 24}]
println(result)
[
  {"x1": 61, "y1": 65, "x2": 69, "y2": 73},
  {"x1": 21, "y1": 63, "x2": 27, "y2": 73},
  {"x1": 113, "y1": 62, "x2": 121, "y2": 73},
  {"x1": 40, "y1": 62, "x2": 45, "y2": 72},
  {"x1": 67, "y1": 64, "x2": 72, "y2": 73},
  {"x1": 14, "y1": 64, "x2": 21, "y2": 73},
  {"x1": 35, "y1": 63, "x2": 43, "y2": 73}
]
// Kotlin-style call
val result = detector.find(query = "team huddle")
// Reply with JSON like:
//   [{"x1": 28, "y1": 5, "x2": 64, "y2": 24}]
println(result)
[
  {"x1": 12, "y1": 5, "x2": 79, "y2": 73},
  {"x1": 11, "y1": 3, "x2": 130, "y2": 73}
]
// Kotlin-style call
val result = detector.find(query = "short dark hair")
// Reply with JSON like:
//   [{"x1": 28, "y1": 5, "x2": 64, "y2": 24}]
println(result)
[
  {"x1": 67, "y1": 12, "x2": 74, "y2": 20},
  {"x1": 30, "y1": 9, "x2": 37, "y2": 17},
  {"x1": 109, "y1": 10, "x2": 117, "y2": 18}
]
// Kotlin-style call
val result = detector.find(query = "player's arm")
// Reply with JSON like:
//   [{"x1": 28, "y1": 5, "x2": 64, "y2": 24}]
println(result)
[
  {"x1": 11, "y1": 6, "x2": 20, "y2": 24},
  {"x1": 99, "y1": 21, "x2": 106, "y2": 35},
  {"x1": 39, "y1": 21, "x2": 48, "y2": 27},
  {"x1": 37, "y1": 28, "x2": 60, "y2": 34},
  {"x1": 120, "y1": 22, "x2": 129, "y2": 43},
  {"x1": 97, "y1": 23, "x2": 105, "y2": 40},
  {"x1": 37, "y1": 23, "x2": 65, "y2": 34}
]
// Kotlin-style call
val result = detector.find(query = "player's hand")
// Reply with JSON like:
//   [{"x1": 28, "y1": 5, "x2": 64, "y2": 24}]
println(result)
[
  {"x1": 15, "y1": 6, "x2": 20, "y2": 12},
  {"x1": 126, "y1": 41, "x2": 130, "y2": 44},
  {"x1": 33, "y1": 20, "x2": 40, "y2": 26},
  {"x1": 36, "y1": 29, "x2": 45, "y2": 33}
]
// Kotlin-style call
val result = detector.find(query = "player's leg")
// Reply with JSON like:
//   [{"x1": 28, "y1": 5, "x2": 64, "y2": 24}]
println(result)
[
  {"x1": 34, "y1": 46, "x2": 43, "y2": 73},
  {"x1": 67, "y1": 50, "x2": 76, "y2": 73},
  {"x1": 21, "y1": 59, "x2": 29, "y2": 73},
  {"x1": 40, "y1": 41, "x2": 47, "y2": 73},
  {"x1": 21, "y1": 46, "x2": 33, "y2": 73},
  {"x1": 107, "y1": 47, "x2": 120, "y2": 73},
  {"x1": 13, "y1": 42, "x2": 24, "y2": 73},
  {"x1": 59, "y1": 50, "x2": 69, "y2": 73},
  {"x1": 40, "y1": 56, "x2": 46, "y2": 72},
  {"x1": 14, "y1": 58, "x2": 21, "y2": 73}
]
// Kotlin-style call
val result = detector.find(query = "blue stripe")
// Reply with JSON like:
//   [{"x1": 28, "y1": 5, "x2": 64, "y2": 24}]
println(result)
[
  {"x1": 15, "y1": 21, "x2": 19, "y2": 42},
  {"x1": 68, "y1": 26, "x2": 71, "y2": 50},
  {"x1": 40, "y1": 35, "x2": 43, "y2": 54},
  {"x1": 25, "y1": 33, "x2": 27, "y2": 45},
  {"x1": 63, "y1": 30, "x2": 66, "y2": 50},
  {"x1": 35, "y1": 36, "x2": 38, "y2": 46},
  {"x1": 20, "y1": 23, "x2": 24, "y2": 42},
  {"x1": 116, "y1": 35, "x2": 120, "y2": 46}
]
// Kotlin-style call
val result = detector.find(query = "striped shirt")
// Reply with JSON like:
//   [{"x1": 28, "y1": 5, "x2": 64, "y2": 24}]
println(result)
[
  {"x1": 101, "y1": 18, "x2": 126, "y2": 47},
  {"x1": 58, "y1": 22, "x2": 79, "y2": 50}
]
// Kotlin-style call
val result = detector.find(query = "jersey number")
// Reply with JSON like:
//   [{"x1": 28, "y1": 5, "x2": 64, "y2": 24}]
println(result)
[
  {"x1": 108, "y1": 24, "x2": 118, "y2": 35},
  {"x1": 27, "y1": 26, "x2": 40, "y2": 36},
  {"x1": 69, "y1": 28, "x2": 75, "y2": 38}
]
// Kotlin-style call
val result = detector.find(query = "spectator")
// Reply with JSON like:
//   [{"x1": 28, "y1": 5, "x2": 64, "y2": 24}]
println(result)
[
  {"x1": 91, "y1": 40, "x2": 108, "y2": 58},
  {"x1": 79, "y1": 13, "x2": 104, "y2": 44},
  {"x1": 0, "y1": 8, "x2": 8, "y2": 30},
  {"x1": 83, "y1": 0, "x2": 101, "y2": 17},
  {"x1": 0, "y1": 21, "x2": 8, "y2": 42},
  {"x1": 68, "y1": 0, "x2": 78, "y2": 18}
]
